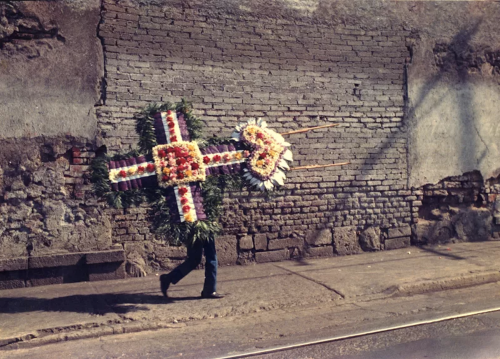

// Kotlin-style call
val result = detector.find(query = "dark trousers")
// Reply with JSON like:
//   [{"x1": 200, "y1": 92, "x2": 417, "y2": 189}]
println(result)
[{"x1": 168, "y1": 237, "x2": 218, "y2": 294}]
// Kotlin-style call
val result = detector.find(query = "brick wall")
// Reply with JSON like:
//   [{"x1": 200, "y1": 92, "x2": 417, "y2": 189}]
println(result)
[{"x1": 96, "y1": 0, "x2": 414, "y2": 269}]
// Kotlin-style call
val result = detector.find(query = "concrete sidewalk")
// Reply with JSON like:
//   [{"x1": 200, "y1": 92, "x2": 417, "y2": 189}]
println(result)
[{"x1": 1, "y1": 241, "x2": 500, "y2": 350}]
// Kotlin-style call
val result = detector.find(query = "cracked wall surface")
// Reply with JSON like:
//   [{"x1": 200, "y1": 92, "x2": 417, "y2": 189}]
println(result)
[
  {"x1": 405, "y1": 11, "x2": 500, "y2": 188},
  {"x1": 0, "y1": 0, "x2": 103, "y2": 138},
  {"x1": 0, "y1": 0, "x2": 111, "y2": 268}
]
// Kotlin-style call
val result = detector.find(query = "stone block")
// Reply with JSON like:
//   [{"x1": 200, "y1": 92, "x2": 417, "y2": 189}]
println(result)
[
  {"x1": 415, "y1": 220, "x2": 453, "y2": 245},
  {"x1": 215, "y1": 235, "x2": 238, "y2": 266},
  {"x1": 86, "y1": 249, "x2": 125, "y2": 264},
  {"x1": 454, "y1": 207, "x2": 492, "y2": 242},
  {"x1": 255, "y1": 249, "x2": 289, "y2": 263},
  {"x1": 239, "y1": 235, "x2": 254, "y2": 250},
  {"x1": 268, "y1": 237, "x2": 303, "y2": 250},
  {"x1": 28, "y1": 264, "x2": 88, "y2": 287},
  {"x1": 305, "y1": 229, "x2": 332, "y2": 246},
  {"x1": 387, "y1": 225, "x2": 411, "y2": 238},
  {"x1": 29, "y1": 253, "x2": 85, "y2": 269},
  {"x1": 0, "y1": 257, "x2": 28, "y2": 272},
  {"x1": 306, "y1": 245, "x2": 334, "y2": 258},
  {"x1": 359, "y1": 226, "x2": 381, "y2": 251},
  {"x1": 88, "y1": 262, "x2": 126, "y2": 282},
  {"x1": 333, "y1": 226, "x2": 362, "y2": 256},
  {"x1": 254, "y1": 234, "x2": 268, "y2": 251},
  {"x1": 0, "y1": 270, "x2": 26, "y2": 290},
  {"x1": 385, "y1": 237, "x2": 411, "y2": 250}
]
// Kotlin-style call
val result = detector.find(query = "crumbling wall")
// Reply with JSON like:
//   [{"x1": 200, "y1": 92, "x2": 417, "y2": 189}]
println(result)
[
  {"x1": 0, "y1": 1, "x2": 123, "y2": 289},
  {"x1": 413, "y1": 171, "x2": 500, "y2": 245},
  {"x1": 0, "y1": 0, "x2": 107, "y2": 258},
  {"x1": 0, "y1": 138, "x2": 110, "y2": 258}
]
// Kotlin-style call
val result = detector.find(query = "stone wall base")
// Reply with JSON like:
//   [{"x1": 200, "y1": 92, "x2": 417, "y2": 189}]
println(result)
[{"x1": 0, "y1": 250, "x2": 125, "y2": 290}]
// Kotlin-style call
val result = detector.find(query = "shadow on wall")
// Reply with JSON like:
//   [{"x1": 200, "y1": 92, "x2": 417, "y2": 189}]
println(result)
[{"x1": 409, "y1": 19, "x2": 500, "y2": 186}]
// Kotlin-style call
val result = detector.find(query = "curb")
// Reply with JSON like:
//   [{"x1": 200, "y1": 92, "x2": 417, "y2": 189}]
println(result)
[
  {"x1": 0, "y1": 321, "x2": 186, "y2": 351},
  {"x1": 388, "y1": 271, "x2": 500, "y2": 297}
]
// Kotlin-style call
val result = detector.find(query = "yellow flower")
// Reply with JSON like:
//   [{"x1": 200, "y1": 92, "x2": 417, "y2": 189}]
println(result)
[
  {"x1": 247, "y1": 126, "x2": 257, "y2": 135},
  {"x1": 185, "y1": 170, "x2": 193, "y2": 177},
  {"x1": 256, "y1": 160, "x2": 264, "y2": 167},
  {"x1": 163, "y1": 167, "x2": 170, "y2": 175},
  {"x1": 269, "y1": 150, "x2": 277, "y2": 157},
  {"x1": 128, "y1": 167, "x2": 137, "y2": 175},
  {"x1": 189, "y1": 151, "x2": 197, "y2": 158},
  {"x1": 256, "y1": 139, "x2": 263, "y2": 146},
  {"x1": 234, "y1": 152, "x2": 242, "y2": 160},
  {"x1": 187, "y1": 144, "x2": 195, "y2": 151},
  {"x1": 109, "y1": 170, "x2": 118, "y2": 180},
  {"x1": 185, "y1": 214, "x2": 194, "y2": 222}
]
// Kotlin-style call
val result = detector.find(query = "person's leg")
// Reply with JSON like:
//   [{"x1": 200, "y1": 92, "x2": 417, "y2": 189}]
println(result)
[
  {"x1": 160, "y1": 240, "x2": 202, "y2": 296},
  {"x1": 202, "y1": 236, "x2": 218, "y2": 295}
]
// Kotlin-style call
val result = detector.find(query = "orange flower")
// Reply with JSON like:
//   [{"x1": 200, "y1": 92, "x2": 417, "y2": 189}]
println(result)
[
  {"x1": 256, "y1": 160, "x2": 264, "y2": 167},
  {"x1": 185, "y1": 170, "x2": 193, "y2": 177},
  {"x1": 246, "y1": 126, "x2": 257, "y2": 135},
  {"x1": 162, "y1": 168, "x2": 170, "y2": 175},
  {"x1": 128, "y1": 167, "x2": 137, "y2": 175},
  {"x1": 234, "y1": 152, "x2": 242, "y2": 160},
  {"x1": 185, "y1": 214, "x2": 194, "y2": 222}
]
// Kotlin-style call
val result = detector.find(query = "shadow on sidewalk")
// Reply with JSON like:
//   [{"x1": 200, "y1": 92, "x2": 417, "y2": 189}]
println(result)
[{"x1": 0, "y1": 293, "x2": 201, "y2": 315}]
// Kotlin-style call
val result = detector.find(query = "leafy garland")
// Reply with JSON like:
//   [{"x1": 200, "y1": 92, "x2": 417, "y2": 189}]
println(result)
[{"x1": 91, "y1": 100, "x2": 247, "y2": 246}]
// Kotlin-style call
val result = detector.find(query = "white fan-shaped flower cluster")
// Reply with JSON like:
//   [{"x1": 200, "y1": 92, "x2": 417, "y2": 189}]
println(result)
[{"x1": 232, "y1": 118, "x2": 293, "y2": 191}]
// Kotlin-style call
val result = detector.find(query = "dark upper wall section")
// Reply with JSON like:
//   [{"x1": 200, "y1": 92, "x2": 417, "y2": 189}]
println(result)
[{"x1": 0, "y1": 0, "x2": 103, "y2": 139}]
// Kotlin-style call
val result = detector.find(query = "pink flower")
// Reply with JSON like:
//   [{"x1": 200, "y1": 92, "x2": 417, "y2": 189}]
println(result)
[
  {"x1": 169, "y1": 174, "x2": 177, "y2": 180},
  {"x1": 192, "y1": 170, "x2": 198, "y2": 176},
  {"x1": 167, "y1": 153, "x2": 175, "y2": 159},
  {"x1": 168, "y1": 158, "x2": 176, "y2": 166},
  {"x1": 265, "y1": 159, "x2": 271, "y2": 165},
  {"x1": 170, "y1": 166, "x2": 178, "y2": 173}
]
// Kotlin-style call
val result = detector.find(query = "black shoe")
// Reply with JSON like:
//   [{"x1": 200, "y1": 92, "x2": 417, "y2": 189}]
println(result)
[
  {"x1": 160, "y1": 274, "x2": 171, "y2": 297},
  {"x1": 201, "y1": 291, "x2": 225, "y2": 299}
]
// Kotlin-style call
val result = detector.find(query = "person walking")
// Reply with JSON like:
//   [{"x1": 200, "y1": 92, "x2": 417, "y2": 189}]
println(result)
[{"x1": 160, "y1": 234, "x2": 224, "y2": 299}]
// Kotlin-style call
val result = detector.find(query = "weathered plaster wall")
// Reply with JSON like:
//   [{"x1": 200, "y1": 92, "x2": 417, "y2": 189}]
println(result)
[
  {"x1": 407, "y1": 36, "x2": 500, "y2": 188},
  {"x1": 0, "y1": 0, "x2": 107, "y2": 260},
  {"x1": 0, "y1": 0, "x2": 103, "y2": 138}
]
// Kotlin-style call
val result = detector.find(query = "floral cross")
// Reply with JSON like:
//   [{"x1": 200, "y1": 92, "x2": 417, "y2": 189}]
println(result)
[{"x1": 106, "y1": 110, "x2": 292, "y2": 224}]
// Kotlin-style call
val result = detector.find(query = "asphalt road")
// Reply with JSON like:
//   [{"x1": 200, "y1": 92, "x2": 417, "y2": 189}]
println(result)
[
  {"x1": 2, "y1": 283, "x2": 500, "y2": 359},
  {"x1": 251, "y1": 312, "x2": 500, "y2": 359}
]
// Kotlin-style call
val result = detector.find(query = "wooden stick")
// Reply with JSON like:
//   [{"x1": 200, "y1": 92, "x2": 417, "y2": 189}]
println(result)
[
  {"x1": 280, "y1": 124, "x2": 339, "y2": 136},
  {"x1": 290, "y1": 162, "x2": 350, "y2": 171}
]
